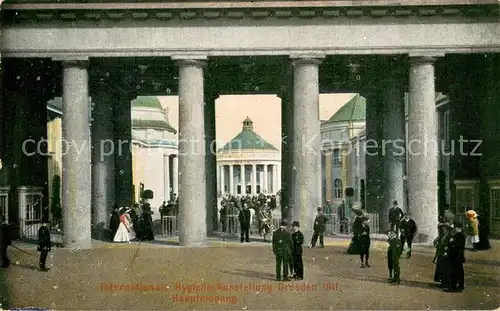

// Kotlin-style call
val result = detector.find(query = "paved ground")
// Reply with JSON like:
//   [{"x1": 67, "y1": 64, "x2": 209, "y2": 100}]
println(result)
[{"x1": 0, "y1": 237, "x2": 498, "y2": 310}]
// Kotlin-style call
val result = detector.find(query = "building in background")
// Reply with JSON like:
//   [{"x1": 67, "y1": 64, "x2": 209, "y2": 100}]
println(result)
[
  {"x1": 321, "y1": 94, "x2": 366, "y2": 208},
  {"x1": 45, "y1": 96, "x2": 179, "y2": 220},
  {"x1": 217, "y1": 117, "x2": 280, "y2": 196}
]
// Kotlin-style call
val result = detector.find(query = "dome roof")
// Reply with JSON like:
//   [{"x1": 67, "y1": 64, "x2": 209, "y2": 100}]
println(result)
[
  {"x1": 131, "y1": 96, "x2": 177, "y2": 134},
  {"x1": 323, "y1": 94, "x2": 366, "y2": 125},
  {"x1": 131, "y1": 96, "x2": 164, "y2": 110},
  {"x1": 219, "y1": 117, "x2": 278, "y2": 152}
]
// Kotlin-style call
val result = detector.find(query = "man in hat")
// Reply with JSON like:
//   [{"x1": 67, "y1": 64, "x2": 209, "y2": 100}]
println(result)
[
  {"x1": 272, "y1": 220, "x2": 293, "y2": 281},
  {"x1": 310, "y1": 207, "x2": 328, "y2": 248},
  {"x1": 388, "y1": 200, "x2": 404, "y2": 233},
  {"x1": 400, "y1": 212, "x2": 417, "y2": 258},
  {"x1": 291, "y1": 221, "x2": 304, "y2": 280},
  {"x1": 37, "y1": 219, "x2": 51, "y2": 272},
  {"x1": 238, "y1": 204, "x2": 251, "y2": 243},
  {"x1": 445, "y1": 221, "x2": 466, "y2": 292},
  {"x1": 387, "y1": 230, "x2": 402, "y2": 284},
  {"x1": 0, "y1": 215, "x2": 11, "y2": 268}
]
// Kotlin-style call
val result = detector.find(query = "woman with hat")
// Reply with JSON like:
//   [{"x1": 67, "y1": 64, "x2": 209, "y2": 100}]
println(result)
[{"x1": 464, "y1": 210, "x2": 479, "y2": 250}]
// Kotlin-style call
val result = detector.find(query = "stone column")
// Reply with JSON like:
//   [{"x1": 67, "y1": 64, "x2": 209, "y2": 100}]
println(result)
[
  {"x1": 164, "y1": 154, "x2": 170, "y2": 202},
  {"x1": 175, "y1": 57, "x2": 207, "y2": 246},
  {"x1": 240, "y1": 164, "x2": 245, "y2": 194},
  {"x1": 61, "y1": 60, "x2": 91, "y2": 249},
  {"x1": 252, "y1": 164, "x2": 257, "y2": 194},
  {"x1": 204, "y1": 91, "x2": 217, "y2": 235},
  {"x1": 408, "y1": 56, "x2": 439, "y2": 243},
  {"x1": 220, "y1": 165, "x2": 225, "y2": 194},
  {"x1": 364, "y1": 89, "x2": 384, "y2": 213},
  {"x1": 280, "y1": 65, "x2": 294, "y2": 220},
  {"x1": 291, "y1": 56, "x2": 322, "y2": 243},
  {"x1": 114, "y1": 87, "x2": 135, "y2": 208},
  {"x1": 90, "y1": 74, "x2": 115, "y2": 238},
  {"x1": 172, "y1": 156, "x2": 179, "y2": 196},
  {"x1": 271, "y1": 165, "x2": 276, "y2": 193},
  {"x1": 263, "y1": 165, "x2": 268, "y2": 193},
  {"x1": 380, "y1": 71, "x2": 406, "y2": 232},
  {"x1": 277, "y1": 164, "x2": 281, "y2": 194},
  {"x1": 229, "y1": 165, "x2": 234, "y2": 194}
]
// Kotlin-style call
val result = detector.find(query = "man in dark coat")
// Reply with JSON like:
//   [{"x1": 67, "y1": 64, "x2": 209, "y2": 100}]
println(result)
[
  {"x1": 400, "y1": 212, "x2": 417, "y2": 258},
  {"x1": 388, "y1": 200, "x2": 404, "y2": 233},
  {"x1": 272, "y1": 220, "x2": 293, "y2": 281},
  {"x1": 387, "y1": 230, "x2": 402, "y2": 284},
  {"x1": 337, "y1": 201, "x2": 346, "y2": 233},
  {"x1": 310, "y1": 207, "x2": 328, "y2": 248},
  {"x1": 238, "y1": 204, "x2": 251, "y2": 243},
  {"x1": 0, "y1": 215, "x2": 11, "y2": 268},
  {"x1": 37, "y1": 219, "x2": 51, "y2": 272},
  {"x1": 109, "y1": 205, "x2": 120, "y2": 240},
  {"x1": 291, "y1": 221, "x2": 304, "y2": 279},
  {"x1": 445, "y1": 221, "x2": 466, "y2": 292}
]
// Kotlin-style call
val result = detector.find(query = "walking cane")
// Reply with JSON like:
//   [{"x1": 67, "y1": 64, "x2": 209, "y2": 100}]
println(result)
[{"x1": 10, "y1": 244, "x2": 35, "y2": 256}]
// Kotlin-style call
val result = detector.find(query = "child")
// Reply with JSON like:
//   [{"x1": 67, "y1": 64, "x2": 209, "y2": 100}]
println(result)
[
  {"x1": 291, "y1": 221, "x2": 304, "y2": 280},
  {"x1": 387, "y1": 230, "x2": 401, "y2": 284},
  {"x1": 359, "y1": 216, "x2": 371, "y2": 268}
]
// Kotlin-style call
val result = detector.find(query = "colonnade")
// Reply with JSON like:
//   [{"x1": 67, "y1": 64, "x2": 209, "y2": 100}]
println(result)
[
  {"x1": 1, "y1": 54, "x2": 441, "y2": 248},
  {"x1": 218, "y1": 163, "x2": 281, "y2": 195}
]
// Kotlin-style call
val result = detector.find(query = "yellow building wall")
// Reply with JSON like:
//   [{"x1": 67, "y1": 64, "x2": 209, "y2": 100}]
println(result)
[
  {"x1": 46, "y1": 118, "x2": 62, "y2": 208},
  {"x1": 325, "y1": 153, "x2": 332, "y2": 201}
]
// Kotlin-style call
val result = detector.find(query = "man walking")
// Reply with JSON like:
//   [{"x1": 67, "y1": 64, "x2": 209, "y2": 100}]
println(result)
[
  {"x1": 37, "y1": 219, "x2": 51, "y2": 272},
  {"x1": 238, "y1": 204, "x2": 251, "y2": 243},
  {"x1": 400, "y1": 212, "x2": 417, "y2": 258},
  {"x1": 272, "y1": 220, "x2": 293, "y2": 281},
  {"x1": 337, "y1": 201, "x2": 346, "y2": 233},
  {"x1": 310, "y1": 207, "x2": 328, "y2": 248},
  {"x1": 388, "y1": 200, "x2": 404, "y2": 233}
]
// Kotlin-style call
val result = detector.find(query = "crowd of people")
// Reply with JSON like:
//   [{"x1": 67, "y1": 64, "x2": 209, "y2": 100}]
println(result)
[
  {"x1": 270, "y1": 200, "x2": 491, "y2": 293},
  {"x1": 109, "y1": 203, "x2": 155, "y2": 242}
]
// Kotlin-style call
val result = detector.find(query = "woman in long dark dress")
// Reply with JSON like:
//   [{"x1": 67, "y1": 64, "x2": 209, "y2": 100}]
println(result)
[
  {"x1": 347, "y1": 210, "x2": 365, "y2": 254},
  {"x1": 140, "y1": 203, "x2": 155, "y2": 241}
]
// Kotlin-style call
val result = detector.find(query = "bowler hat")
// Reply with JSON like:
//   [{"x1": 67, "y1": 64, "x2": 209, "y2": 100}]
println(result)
[
  {"x1": 292, "y1": 221, "x2": 300, "y2": 227},
  {"x1": 280, "y1": 220, "x2": 288, "y2": 227}
]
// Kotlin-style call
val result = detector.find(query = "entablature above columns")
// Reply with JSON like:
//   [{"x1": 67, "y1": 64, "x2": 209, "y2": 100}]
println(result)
[{"x1": 2, "y1": 6, "x2": 500, "y2": 58}]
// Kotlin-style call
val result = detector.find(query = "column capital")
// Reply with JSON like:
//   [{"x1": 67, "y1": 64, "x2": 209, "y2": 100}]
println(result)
[
  {"x1": 290, "y1": 55, "x2": 324, "y2": 66},
  {"x1": 409, "y1": 56, "x2": 437, "y2": 65},
  {"x1": 172, "y1": 55, "x2": 207, "y2": 68},
  {"x1": 61, "y1": 59, "x2": 89, "y2": 69}
]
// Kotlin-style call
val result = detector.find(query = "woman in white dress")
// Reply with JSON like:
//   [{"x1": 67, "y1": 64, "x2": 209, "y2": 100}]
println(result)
[
  {"x1": 113, "y1": 208, "x2": 130, "y2": 243},
  {"x1": 124, "y1": 208, "x2": 136, "y2": 241}
]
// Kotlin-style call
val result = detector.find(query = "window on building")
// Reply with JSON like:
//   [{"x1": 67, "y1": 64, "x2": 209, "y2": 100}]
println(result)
[
  {"x1": 25, "y1": 194, "x2": 42, "y2": 222},
  {"x1": 334, "y1": 179, "x2": 343, "y2": 199},
  {"x1": 443, "y1": 111, "x2": 450, "y2": 150},
  {"x1": 490, "y1": 188, "x2": 500, "y2": 219},
  {"x1": 455, "y1": 188, "x2": 474, "y2": 216},
  {"x1": 0, "y1": 194, "x2": 7, "y2": 221},
  {"x1": 333, "y1": 149, "x2": 341, "y2": 167}
]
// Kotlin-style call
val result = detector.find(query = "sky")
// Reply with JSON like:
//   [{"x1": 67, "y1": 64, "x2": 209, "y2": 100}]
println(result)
[{"x1": 159, "y1": 93, "x2": 356, "y2": 150}]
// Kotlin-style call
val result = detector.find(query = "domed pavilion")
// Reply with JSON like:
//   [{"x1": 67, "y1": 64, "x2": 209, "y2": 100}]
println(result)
[{"x1": 217, "y1": 117, "x2": 280, "y2": 196}]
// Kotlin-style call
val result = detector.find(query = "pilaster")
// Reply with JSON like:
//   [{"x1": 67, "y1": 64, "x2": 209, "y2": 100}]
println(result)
[{"x1": 204, "y1": 86, "x2": 218, "y2": 235}]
